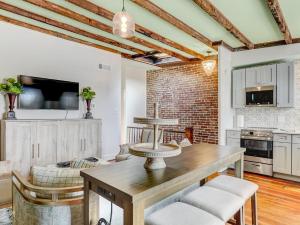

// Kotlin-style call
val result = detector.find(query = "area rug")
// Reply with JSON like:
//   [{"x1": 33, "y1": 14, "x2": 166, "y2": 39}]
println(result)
[{"x1": 0, "y1": 207, "x2": 12, "y2": 225}]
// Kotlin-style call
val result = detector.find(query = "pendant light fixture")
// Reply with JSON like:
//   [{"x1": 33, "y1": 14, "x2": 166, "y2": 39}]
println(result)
[
  {"x1": 113, "y1": 0, "x2": 135, "y2": 38},
  {"x1": 202, "y1": 51, "x2": 216, "y2": 75}
]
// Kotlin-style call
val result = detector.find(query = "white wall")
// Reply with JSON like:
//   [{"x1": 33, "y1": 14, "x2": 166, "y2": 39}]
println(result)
[
  {"x1": 121, "y1": 59, "x2": 157, "y2": 143},
  {"x1": 232, "y1": 43, "x2": 300, "y2": 67},
  {"x1": 0, "y1": 21, "x2": 122, "y2": 159},
  {"x1": 218, "y1": 46, "x2": 234, "y2": 145}
]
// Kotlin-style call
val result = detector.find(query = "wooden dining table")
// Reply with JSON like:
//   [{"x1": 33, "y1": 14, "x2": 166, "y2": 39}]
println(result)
[{"x1": 81, "y1": 143, "x2": 245, "y2": 225}]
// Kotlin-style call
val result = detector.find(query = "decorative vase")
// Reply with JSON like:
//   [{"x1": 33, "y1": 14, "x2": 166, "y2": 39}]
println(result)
[
  {"x1": 6, "y1": 93, "x2": 17, "y2": 120},
  {"x1": 85, "y1": 99, "x2": 93, "y2": 119}
]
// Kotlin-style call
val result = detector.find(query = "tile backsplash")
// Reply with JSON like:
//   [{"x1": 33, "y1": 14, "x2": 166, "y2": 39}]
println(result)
[{"x1": 235, "y1": 60, "x2": 300, "y2": 131}]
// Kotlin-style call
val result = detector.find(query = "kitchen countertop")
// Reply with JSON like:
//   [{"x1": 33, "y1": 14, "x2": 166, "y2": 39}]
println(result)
[{"x1": 226, "y1": 128, "x2": 300, "y2": 135}]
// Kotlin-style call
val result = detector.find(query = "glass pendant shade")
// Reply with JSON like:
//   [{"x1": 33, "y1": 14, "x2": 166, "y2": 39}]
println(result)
[
  {"x1": 202, "y1": 59, "x2": 216, "y2": 75},
  {"x1": 113, "y1": 11, "x2": 135, "y2": 38}
]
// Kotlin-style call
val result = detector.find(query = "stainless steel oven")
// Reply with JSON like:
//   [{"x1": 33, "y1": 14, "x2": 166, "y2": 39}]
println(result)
[
  {"x1": 241, "y1": 129, "x2": 273, "y2": 176},
  {"x1": 246, "y1": 86, "x2": 276, "y2": 107}
]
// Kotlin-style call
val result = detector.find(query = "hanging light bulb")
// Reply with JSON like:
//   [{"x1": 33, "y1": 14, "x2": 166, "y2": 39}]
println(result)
[
  {"x1": 202, "y1": 51, "x2": 216, "y2": 75},
  {"x1": 113, "y1": 0, "x2": 135, "y2": 38}
]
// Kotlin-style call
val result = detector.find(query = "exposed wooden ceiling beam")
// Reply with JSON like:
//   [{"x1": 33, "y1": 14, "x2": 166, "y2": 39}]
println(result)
[
  {"x1": 0, "y1": 14, "x2": 120, "y2": 54},
  {"x1": 0, "y1": 15, "x2": 161, "y2": 66},
  {"x1": 131, "y1": 0, "x2": 215, "y2": 50},
  {"x1": 213, "y1": 41, "x2": 234, "y2": 52},
  {"x1": 24, "y1": 0, "x2": 190, "y2": 61},
  {"x1": 193, "y1": 0, "x2": 254, "y2": 49},
  {"x1": 0, "y1": 2, "x2": 145, "y2": 54},
  {"x1": 266, "y1": 0, "x2": 292, "y2": 44},
  {"x1": 234, "y1": 38, "x2": 300, "y2": 51},
  {"x1": 66, "y1": 0, "x2": 205, "y2": 59}
]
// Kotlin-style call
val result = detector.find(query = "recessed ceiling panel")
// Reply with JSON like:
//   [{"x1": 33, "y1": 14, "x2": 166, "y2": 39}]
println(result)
[
  {"x1": 5, "y1": 0, "x2": 153, "y2": 52},
  {"x1": 210, "y1": 0, "x2": 283, "y2": 43},
  {"x1": 279, "y1": 0, "x2": 300, "y2": 38},
  {"x1": 150, "y1": 0, "x2": 243, "y2": 48},
  {"x1": 90, "y1": 0, "x2": 216, "y2": 55},
  {"x1": 0, "y1": 9, "x2": 136, "y2": 55}
]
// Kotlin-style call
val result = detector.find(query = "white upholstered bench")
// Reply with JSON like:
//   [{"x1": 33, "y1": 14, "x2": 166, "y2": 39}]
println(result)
[
  {"x1": 145, "y1": 202, "x2": 225, "y2": 225},
  {"x1": 205, "y1": 175, "x2": 259, "y2": 225},
  {"x1": 181, "y1": 186, "x2": 244, "y2": 224}
]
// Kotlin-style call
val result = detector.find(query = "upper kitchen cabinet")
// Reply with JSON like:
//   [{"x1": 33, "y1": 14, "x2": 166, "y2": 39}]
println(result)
[
  {"x1": 245, "y1": 65, "x2": 276, "y2": 88},
  {"x1": 232, "y1": 68, "x2": 246, "y2": 108},
  {"x1": 277, "y1": 62, "x2": 295, "y2": 108}
]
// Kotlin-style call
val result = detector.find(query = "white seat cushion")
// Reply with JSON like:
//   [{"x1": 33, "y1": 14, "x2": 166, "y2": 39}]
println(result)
[
  {"x1": 181, "y1": 186, "x2": 244, "y2": 222},
  {"x1": 205, "y1": 175, "x2": 258, "y2": 200},
  {"x1": 145, "y1": 202, "x2": 224, "y2": 225}
]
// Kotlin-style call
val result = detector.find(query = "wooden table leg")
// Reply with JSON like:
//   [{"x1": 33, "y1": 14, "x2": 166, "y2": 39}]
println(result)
[
  {"x1": 124, "y1": 201, "x2": 144, "y2": 225},
  {"x1": 84, "y1": 180, "x2": 90, "y2": 225},
  {"x1": 251, "y1": 192, "x2": 258, "y2": 225},
  {"x1": 235, "y1": 154, "x2": 244, "y2": 179},
  {"x1": 235, "y1": 154, "x2": 245, "y2": 225}
]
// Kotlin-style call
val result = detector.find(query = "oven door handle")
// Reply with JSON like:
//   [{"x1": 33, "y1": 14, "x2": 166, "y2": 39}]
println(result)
[{"x1": 250, "y1": 163, "x2": 261, "y2": 168}]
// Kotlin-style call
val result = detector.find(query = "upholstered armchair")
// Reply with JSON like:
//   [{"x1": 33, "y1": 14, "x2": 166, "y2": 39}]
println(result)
[
  {"x1": 12, "y1": 169, "x2": 98, "y2": 225},
  {"x1": 115, "y1": 128, "x2": 163, "y2": 162}
]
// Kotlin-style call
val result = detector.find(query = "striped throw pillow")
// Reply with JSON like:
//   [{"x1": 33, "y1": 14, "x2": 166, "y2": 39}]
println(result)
[
  {"x1": 70, "y1": 158, "x2": 110, "y2": 169},
  {"x1": 31, "y1": 166, "x2": 83, "y2": 199}
]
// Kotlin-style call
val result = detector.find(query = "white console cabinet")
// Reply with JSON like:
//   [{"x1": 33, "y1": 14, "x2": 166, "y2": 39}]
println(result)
[{"x1": 1, "y1": 119, "x2": 101, "y2": 176}]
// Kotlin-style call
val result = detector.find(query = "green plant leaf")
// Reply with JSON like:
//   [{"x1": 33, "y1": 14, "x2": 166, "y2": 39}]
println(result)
[
  {"x1": 0, "y1": 77, "x2": 23, "y2": 94},
  {"x1": 80, "y1": 87, "x2": 96, "y2": 100}
]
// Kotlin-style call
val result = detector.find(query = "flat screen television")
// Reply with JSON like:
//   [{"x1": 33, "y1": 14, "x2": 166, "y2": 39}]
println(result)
[{"x1": 18, "y1": 75, "x2": 79, "y2": 110}]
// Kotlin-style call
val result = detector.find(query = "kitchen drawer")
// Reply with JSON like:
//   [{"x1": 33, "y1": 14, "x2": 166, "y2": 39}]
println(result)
[
  {"x1": 226, "y1": 138, "x2": 241, "y2": 147},
  {"x1": 244, "y1": 160, "x2": 273, "y2": 176},
  {"x1": 226, "y1": 130, "x2": 241, "y2": 139},
  {"x1": 292, "y1": 135, "x2": 300, "y2": 144},
  {"x1": 273, "y1": 134, "x2": 291, "y2": 143}
]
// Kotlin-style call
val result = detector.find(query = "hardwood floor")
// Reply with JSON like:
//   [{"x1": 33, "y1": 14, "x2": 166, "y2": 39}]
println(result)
[{"x1": 229, "y1": 171, "x2": 300, "y2": 225}]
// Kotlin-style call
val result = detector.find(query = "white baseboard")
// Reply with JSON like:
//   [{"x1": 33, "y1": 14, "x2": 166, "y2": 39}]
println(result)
[{"x1": 273, "y1": 173, "x2": 300, "y2": 182}]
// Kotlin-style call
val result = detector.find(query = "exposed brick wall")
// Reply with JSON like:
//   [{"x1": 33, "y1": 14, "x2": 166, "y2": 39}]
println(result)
[{"x1": 147, "y1": 62, "x2": 218, "y2": 144}]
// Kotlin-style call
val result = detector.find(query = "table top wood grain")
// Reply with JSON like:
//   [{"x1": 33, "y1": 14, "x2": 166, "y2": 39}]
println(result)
[{"x1": 81, "y1": 143, "x2": 245, "y2": 203}]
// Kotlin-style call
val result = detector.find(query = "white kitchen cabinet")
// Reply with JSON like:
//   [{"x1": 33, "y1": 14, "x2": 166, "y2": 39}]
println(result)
[
  {"x1": 226, "y1": 130, "x2": 241, "y2": 139},
  {"x1": 292, "y1": 135, "x2": 300, "y2": 144},
  {"x1": 226, "y1": 130, "x2": 241, "y2": 169},
  {"x1": 292, "y1": 144, "x2": 300, "y2": 176},
  {"x1": 273, "y1": 133, "x2": 292, "y2": 143},
  {"x1": 245, "y1": 65, "x2": 276, "y2": 88},
  {"x1": 258, "y1": 65, "x2": 276, "y2": 86},
  {"x1": 245, "y1": 67, "x2": 257, "y2": 88},
  {"x1": 232, "y1": 69, "x2": 246, "y2": 108},
  {"x1": 1, "y1": 119, "x2": 102, "y2": 176},
  {"x1": 273, "y1": 142, "x2": 292, "y2": 174},
  {"x1": 226, "y1": 138, "x2": 240, "y2": 147},
  {"x1": 277, "y1": 62, "x2": 294, "y2": 107}
]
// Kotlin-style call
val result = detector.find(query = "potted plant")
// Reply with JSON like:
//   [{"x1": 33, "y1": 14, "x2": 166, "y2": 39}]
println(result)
[
  {"x1": 80, "y1": 87, "x2": 96, "y2": 119},
  {"x1": 0, "y1": 77, "x2": 23, "y2": 119}
]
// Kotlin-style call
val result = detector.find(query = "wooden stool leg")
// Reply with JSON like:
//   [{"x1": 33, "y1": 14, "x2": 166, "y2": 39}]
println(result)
[
  {"x1": 234, "y1": 209, "x2": 244, "y2": 225},
  {"x1": 200, "y1": 178, "x2": 208, "y2": 186},
  {"x1": 251, "y1": 192, "x2": 258, "y2": 225}
]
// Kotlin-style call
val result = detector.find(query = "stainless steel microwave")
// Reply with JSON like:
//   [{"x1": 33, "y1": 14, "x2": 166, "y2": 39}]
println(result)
[{"x1": 245, "y1": 86, "x2": 276, "y2": 107}]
